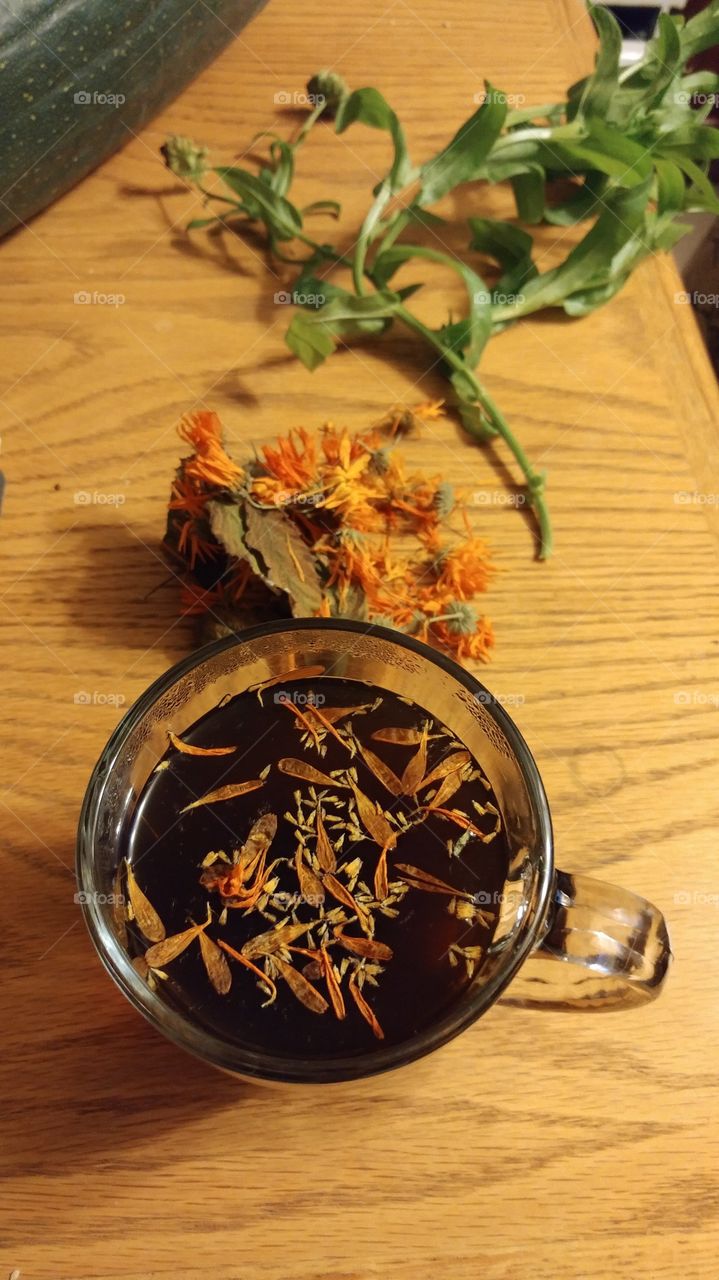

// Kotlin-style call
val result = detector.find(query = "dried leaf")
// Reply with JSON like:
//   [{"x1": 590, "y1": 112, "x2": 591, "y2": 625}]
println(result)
[
  {"x1": 371, "y1": 727, "x2": 423, "y2": 745},
  {"x1": 334, "y1": 928, "x2": 393, "y2": 962},
  {"x1": 218, "y1": 937, "x2": 278, "y2": 1003},
  {"x1": 400, "y1": 723, "x2": 428, "y2": 794},
  {"x1": 274, "y1": 956, "x2": 328, "y2": 1014},
  {"x1": 357, "y1": 743, "x2": 403, "y2": 796},
  {"x1": 244, "y1": 503, "x2": 324, "y2": 616},
  {"x1": 350, "y1": 780, "x2": 396, "y2": 849},
  {"x1": 321, "y1": 946, "x2": 346, "y2": 1020},
  {"x1": 180, "y1": 779, "x2": 265, "y2": 813},
  {"x1": 207, "y1": 498, "x2": 265, "y2": 575},
  {"x1": 295, "y1": 848, "x2": 326, "y2": 905},
  {"x1": 236, "y1": 813, "x2": 278, "y2": 869},
  {"x1": 314, "y1": 808, "x2": 337, "y2": 873},
  {"x1": 349, "y1": 973, "x2": 384, "y2": 1040},
  {"x1": 279, "y1": 758, "x2": 349, "y2": 789},
  {"x1": 417, "y1": 751, "x2": 471, "y2": 791},
  {"x1": 198, "y1": 930, "x2": 232, "y2": 994},
  {"x1": 126, "y1": 863, "x2": 165, "y2": 943},
  {"x1": 168, "y1": 730, "x2": 237, "y2": 757}
]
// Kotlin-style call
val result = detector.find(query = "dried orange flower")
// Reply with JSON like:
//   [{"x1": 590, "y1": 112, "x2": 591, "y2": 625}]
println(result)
[{"x1": 165, "y1": 402, "x2": 496, "y2": 665}]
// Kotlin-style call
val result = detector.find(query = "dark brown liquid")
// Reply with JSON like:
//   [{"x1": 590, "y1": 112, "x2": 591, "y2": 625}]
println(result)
[{"x1": 124, "y1": 678, "x2": 508, "y2": 1059}]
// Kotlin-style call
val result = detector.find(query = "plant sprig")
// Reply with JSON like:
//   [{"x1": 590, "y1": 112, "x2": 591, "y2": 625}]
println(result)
[{"x1": 162, "y1": 2, "x2": 719, "y2": 558}]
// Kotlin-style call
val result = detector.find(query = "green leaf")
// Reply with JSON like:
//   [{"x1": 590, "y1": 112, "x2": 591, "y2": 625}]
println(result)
[
  {"x1": 302, "y1": 199, "x2": 342, "y2": 218},
  {"x1": 285, "y1": 314, "x2": 336, "y2": 370},
  {"x1": 510, "y1": 167, "x2": 545, "y2": 223},
  {"x1": 578, "y1": 5, "x2": 623, "y2": 119},
  {"x1": 372, "y1": 243, "x2": 491, "y2": 364},
  {"x1": 543, "y1": 172, "x2": 607, "y2": 226},
  {"x1": 492, "y1": 180, "x2": 653, "y2": 323},
  {"x1": 468, "y1": 218, "x2": 534, "y2": 270},
  {"x1": 214, "y1": 167, "x2": 302, "y2": 240},
  {"x1": 286, "y1": 290, "x2": 400, "y2": 369},
  {"x1": 243, "y1": 504, "x2": 325, "y2": 618},
  {"x1": 335, "y1": 87, "x2": 414, "y2": 191},
  {"x1": 679, "y1": 0, "x2": 719, "y2": 62},
  {"x1": 654, "y1": 159, "x2": 686, "y2": 217},
  {"x1": 419, "y1": 84, "x2": 507, "y2": 205},
  {"x1": 667, "y1": 154, "x2": 719, "y2": 213}
]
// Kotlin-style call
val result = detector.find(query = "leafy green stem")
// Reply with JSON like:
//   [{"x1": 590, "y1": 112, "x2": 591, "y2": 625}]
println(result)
[{"x1": 395, "y1": 303, "x2": 552, "y2": 558}]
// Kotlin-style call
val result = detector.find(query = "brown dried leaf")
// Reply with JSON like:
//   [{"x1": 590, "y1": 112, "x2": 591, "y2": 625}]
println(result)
[
  {"x1": 274, "y1": 956, "x2": 328, "y2": 1015},
  {"x1": 349, "y1": 973, "x2": 385, "y2": 1040},
  {"x1": 198, "y1": 930, "x2": 232, "y2": 995},
  {"x1": 126, "y1": 863, "x2": 165, "y2": 943},
  {"x1": 417, "y1": 751, "x2": 471, "y2": 791},
  {"x1": 334, "y1": 928, "x2": 393, "y2": 962},
  {"x1": 315, "y1": 808, "x2": 337, "y2": 873},
  {"x1": 321, "y1": 946, "x2": 346, "y2": 1020},
  {"x1": 371, "y1": 727, "x2": 423, "y2": 745},
  {"x1": 358, "y1": 743, "x2": 403, "y2": 796},
  {"x1": 236, "y1": 813, "x2": 278, "y2": 870},
  {"x1": 168, "y1": 730, "x2": 236, "y2": 757},
  {"x1": 244, "y1": 503, "x2": 324, "y2": 617},
  {"x1": 400, "y1": 723, "x2": 428, "y2": 795},
  {"x1": 278, "y1": 758, "x2": 350, "y2": 789},
  {"x1": 180, "y1": 779, "x2": 265, "y2": 813},
  {"x1": 350, "y1": 780, "x2": 396, "y2": 849}
]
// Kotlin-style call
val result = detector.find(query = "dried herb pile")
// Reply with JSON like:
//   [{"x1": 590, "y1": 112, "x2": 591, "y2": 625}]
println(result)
[
  {"x1": 162, "y1": 2, "x2": 719, "y2": 557},
  {"x1": 165, "y1": 402, "x2": 495, "y2": 663}
]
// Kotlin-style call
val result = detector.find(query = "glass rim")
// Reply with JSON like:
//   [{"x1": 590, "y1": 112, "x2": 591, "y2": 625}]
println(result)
[{"x1": 77, "y1": 619, "x2": 554, "y2": 1084}]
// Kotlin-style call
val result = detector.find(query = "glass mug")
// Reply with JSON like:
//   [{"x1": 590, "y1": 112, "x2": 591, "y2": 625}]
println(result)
[{"x1": 77, "y1": 620, "x2": 672, "y2": 1084}]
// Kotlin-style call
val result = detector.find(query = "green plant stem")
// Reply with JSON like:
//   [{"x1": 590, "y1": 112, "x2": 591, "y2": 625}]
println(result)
[{"x1": 395, "y1": 303, "x2": 552, "y2": 558}]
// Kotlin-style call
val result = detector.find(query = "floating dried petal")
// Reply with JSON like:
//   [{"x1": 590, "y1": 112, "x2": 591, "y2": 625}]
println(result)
[
  {"x1": 198, "y1": 930, "x2": 232, "y2": 994},
  {"x1": 334, "y1": 928, "x2": 393, "y2": 962},
  {"x1": 278, "y1": 758, "x2": 350, "y2": 788},
  {"x1": 168, "y1": 730, "x2": 236, "y2": 757},
  {"x1": 349, "y1": 973, "x2": 384, "y2": 1040},
  {"x1": 274, "y1": 956, "x2": 328, "y2": 1014},
  {"x1": 180, "y1": 779, "x2": 265, "y2": 813},
  {"x1": 126, "y1": 863, "x2": 165, "y2": 943}
]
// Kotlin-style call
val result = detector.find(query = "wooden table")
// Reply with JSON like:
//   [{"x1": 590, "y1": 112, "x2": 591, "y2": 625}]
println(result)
[{"x1": 3, "y1": 1, "x2": 718, "y2": 1276}]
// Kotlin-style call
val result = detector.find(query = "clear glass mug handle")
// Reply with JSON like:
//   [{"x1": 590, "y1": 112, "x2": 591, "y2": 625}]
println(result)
[{"x1": 503, "y1": 871, "x2": 672, "y2": 1009}]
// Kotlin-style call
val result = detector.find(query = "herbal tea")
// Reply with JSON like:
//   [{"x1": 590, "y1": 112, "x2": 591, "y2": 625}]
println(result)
[{"x1": 122, "y1": 674, "x2": 510, "y2": 1057}]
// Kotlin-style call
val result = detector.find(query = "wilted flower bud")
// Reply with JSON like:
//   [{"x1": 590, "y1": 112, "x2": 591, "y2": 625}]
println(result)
[
  {"x1": 161, "y1": 135, "x2": 208, "y2": 183},
  {"x1": 306, "y1": 70, "x2": 349, "y2": 119}
]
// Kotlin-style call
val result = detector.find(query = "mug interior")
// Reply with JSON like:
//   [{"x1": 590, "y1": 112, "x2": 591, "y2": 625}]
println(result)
[{"x1": 77, "y1": 621, "x2": 553, "y2": 1083}]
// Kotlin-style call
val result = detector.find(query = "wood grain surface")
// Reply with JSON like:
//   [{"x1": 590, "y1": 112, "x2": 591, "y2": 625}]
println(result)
[{"x1": 2, "y1": 2, "x2": 718, "y2": 1278}]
